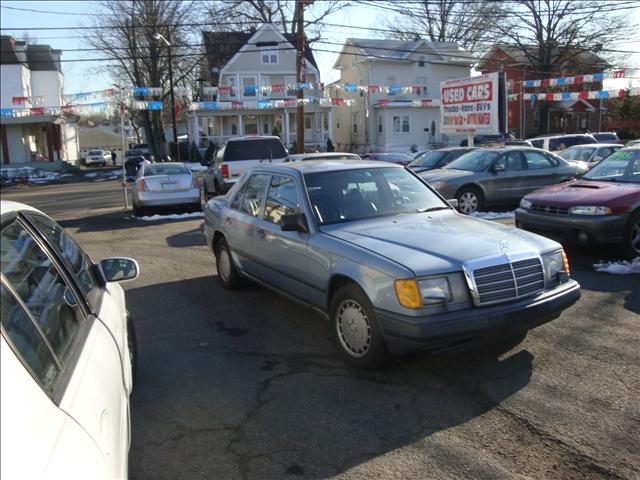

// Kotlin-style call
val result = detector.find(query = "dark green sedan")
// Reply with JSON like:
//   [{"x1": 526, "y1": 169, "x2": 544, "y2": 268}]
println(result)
[{"x1": 420, "y1": 147, "x2": 588, "y2": 214}]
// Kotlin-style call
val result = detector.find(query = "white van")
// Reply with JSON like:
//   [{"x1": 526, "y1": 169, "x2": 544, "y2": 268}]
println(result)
[
  {"x1": 203, "y1": 136, "x2": 289, "y2": 199},
  {"x1": 528, "y1": 133, "x2": 597, "y2": 152}
]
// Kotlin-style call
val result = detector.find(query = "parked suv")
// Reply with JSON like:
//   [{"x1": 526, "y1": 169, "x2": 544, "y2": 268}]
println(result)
[
  {"x1": 203, "y1": 136, "x2": 288, "y2": 200},
  {"x1": 460, "y1": 133, "x2": 516, "y2": 147},
  {"x1": 84, "y1": 149, "x2": 112, "y2": 167},
  {"x1": 528, "y1": 134, "x2": 597, "y2": 152}
]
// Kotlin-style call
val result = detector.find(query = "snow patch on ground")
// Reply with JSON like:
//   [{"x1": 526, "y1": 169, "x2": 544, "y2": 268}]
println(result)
[
  {"x1": 134, "y1": 212, "x2": 203, "y2": 221},
  {"x1": 593, "y1": 258, "x2": 640, "y2": 275},
  {"x1": 470, "y1": 210, "x2": 515, "y2": 220},
  {"x1": 1, "y1": 167, "x2": 60, "y2": 184}
]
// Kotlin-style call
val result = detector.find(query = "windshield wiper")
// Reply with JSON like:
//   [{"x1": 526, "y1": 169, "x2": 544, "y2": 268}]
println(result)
[{"x1": 417, "y1": 206, "x2": 449, "y2": 213}]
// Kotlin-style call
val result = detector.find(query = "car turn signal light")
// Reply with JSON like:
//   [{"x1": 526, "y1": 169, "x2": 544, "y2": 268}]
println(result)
[
  {"x1": 561, "y1": 249, "x2": 570, "y2": 276},
  {"x1": 137, "y1": 179, "x2": 148, "y2": 191},
  {"x1": 394, "y1": 279, "x2": 422, "y2": 309}
]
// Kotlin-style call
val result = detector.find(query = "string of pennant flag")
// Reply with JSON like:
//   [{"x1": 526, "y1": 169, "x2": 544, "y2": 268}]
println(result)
[
  {"x1": 507, "y1": 87, "x2": 640, "y2": 103},
  {"x1": 519, "y1": 69, "x2": 633, "y2": 88}
]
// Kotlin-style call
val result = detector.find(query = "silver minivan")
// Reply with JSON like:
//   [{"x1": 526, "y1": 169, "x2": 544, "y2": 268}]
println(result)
[{"x1": 203, "y1": 136, "x2": 289, "y2": 200}]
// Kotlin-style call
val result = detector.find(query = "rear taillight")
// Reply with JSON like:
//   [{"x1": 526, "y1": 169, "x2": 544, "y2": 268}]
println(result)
[
  {"x1": 191, "y1": 176, "x2": 199, "y2": 188},
  {"x1": 137, "y1": 179, "x2": 148, "y2": 191},
  {"x1": 221, "y1": 164, "x2": 229, "y2": 179}
]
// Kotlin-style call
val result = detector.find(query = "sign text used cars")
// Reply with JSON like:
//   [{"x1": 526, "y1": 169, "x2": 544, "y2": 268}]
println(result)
[{"x1": 440, "y1": 73, "x2": 500, "y2": 134}]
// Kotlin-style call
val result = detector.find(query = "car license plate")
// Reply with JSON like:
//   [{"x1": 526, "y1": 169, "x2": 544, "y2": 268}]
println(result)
[{"x1": 162, "y1": 182, "x2": 177, "y2": 190}]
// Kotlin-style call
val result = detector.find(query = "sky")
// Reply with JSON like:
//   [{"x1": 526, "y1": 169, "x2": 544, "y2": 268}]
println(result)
[{"x1": 1, "y1": 0, "x2": 639, "y2": 95}]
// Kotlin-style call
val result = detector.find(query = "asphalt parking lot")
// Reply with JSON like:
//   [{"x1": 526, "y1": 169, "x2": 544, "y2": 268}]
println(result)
[{"x1": 3, "y1": 180, "x2": 639, "y2": 480}]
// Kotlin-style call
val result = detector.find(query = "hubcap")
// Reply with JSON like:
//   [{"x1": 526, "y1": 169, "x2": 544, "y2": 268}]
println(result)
[
  {"x1": 459, "y1": 192, "x2": 479, "y2": 214},
  {"x1": 218, "y1": 246, "x2": 231, "y2": 281},
  {"x1": 336, "y1": 299, "x2": 372, "y2": 358},
  {"x1": 632, "y1": 220, "x2": 640, "y2": 254}
]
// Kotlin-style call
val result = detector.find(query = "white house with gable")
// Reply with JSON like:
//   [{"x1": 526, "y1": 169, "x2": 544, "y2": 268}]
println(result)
[
  {"x1": 191, "y1": 23, "x2": 332, "y2": 151},
  {"x1": 331, "y1": 38, "x2": 474, "y2": 153}
]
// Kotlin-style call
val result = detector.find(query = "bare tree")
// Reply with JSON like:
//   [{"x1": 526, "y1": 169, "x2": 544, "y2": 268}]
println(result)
[
  {"x1": 203, "y1": 0, "x2": 350, "y2": 42},
  {"x1": 85, "y1": 0, "x2": 200, "y2": 157},
  {"x1": 361, "y1": 0, "x2": 503, "y2": 53}
]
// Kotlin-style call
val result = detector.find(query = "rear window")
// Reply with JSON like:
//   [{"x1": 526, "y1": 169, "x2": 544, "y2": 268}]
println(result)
[
  {"x1": 224, "y1": 139, "x2": 287, "y2": 162},
  {"x1": 593, "y1": 133, "x2": 618, "y2": 143},
  {"x1": 144, "y1": 164, "x2": 190, "y2": 176},
  {"x1": 549, "y1": 136, "x2": 595, "y2": 151},
  {"x1": 529, "y1": 139, "x2": 543, "y2": 149},
  {"x1": 88, "y1": 150, "x2": 102, "y2": 155}
]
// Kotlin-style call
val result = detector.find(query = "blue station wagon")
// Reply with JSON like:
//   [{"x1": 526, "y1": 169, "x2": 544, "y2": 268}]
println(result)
[{"x1": 203, "y1": 161, "x2": 581, "y2": 368}]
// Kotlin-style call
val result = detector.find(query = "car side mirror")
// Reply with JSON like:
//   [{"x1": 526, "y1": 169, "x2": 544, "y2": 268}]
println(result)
[
  {"x1": 280, "y1": 213, "x2": 309, "y2": 233},
  {"x1": 447, "y1": 199, "x2": 459, "y2": 209},
  {"x1": 492, "y1": 163, "x2": 505, "y2": 173},
  {"x1": 99, "y1": 257, "x2": 139, "y2": 283}
]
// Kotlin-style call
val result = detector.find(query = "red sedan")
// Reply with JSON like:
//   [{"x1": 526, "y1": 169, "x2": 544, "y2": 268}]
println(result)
[{"x1": 515, "y1": 147, "x2": 640, "y2": 257}]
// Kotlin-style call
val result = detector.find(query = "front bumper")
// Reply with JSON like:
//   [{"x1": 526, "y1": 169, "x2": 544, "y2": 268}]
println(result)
[
  {"x1": 376, "y1": 280, "x2": 581, "y2": 355},
  {"x1": 515, "y1": 208, "x2": 626, "y2": 244},
  {"x1": 136, "y1": 188, "x2": 200, "y2": 207}
]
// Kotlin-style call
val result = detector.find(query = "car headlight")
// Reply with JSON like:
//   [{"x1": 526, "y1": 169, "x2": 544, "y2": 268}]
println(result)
[
  {"x1": 394, "y1": 277, "x2": 452, "y2": 309},
  {"x1": 569, "y1": 206, "x2": 612, "y2": 215},
  {"x1": 520, "y1": 198, "x2": 532, "y2": 210},
  {"x1": 429, "y1": 181, "x2": 446, "y2": 190},
  {"x1": 542, "y1": 249, "x2": 570, "y2": 282},
  {"x1": 418, "y1": 277, "x2": 452, "y2": 305}
]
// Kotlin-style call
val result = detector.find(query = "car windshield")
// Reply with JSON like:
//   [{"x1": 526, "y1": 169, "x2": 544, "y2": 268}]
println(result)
[
  {"x1": 594, "y1": 133, "x2": 618, "y2": 142},
  {"x1": 583, "y1": 150, "x2": 640, "y2": 183},
  {"x1": 378, "y1": 153, "x2": 412, "y2": 161},
  {"x1": 409, "y1": 151, "x2": 447, "y2": 169},
  {"x1": 144, "y1": 164, "x2": 190, "y2": 176},
  {"x1": 444, "y1": 150, "x2": 499, "y2": 172},
  {"x1": 304, "y1": 167, "x2": 448, "y2": 225},
  {"x1": 560, "y1": 147, "x2": 596, "y2": 161},
  {"x1": 225, "y1": 139, "x2": 287, "y2": 161}
]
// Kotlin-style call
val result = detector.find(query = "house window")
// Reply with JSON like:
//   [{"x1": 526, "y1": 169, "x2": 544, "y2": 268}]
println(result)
[
  {"x1": 304, "y1": 115, "x2": 312, "y2": 129},
  {"x1": 261, "y1": 47, "x2": 278, "y2": 64},
  {"x1": 393, "y1": 115, "x2": 410, "y2": 133},
  {"x1": 285, "y1": 75, "x2": 297, "y2": 97},
  {"x1": 323, "y1": 114, "x2": 328, "y2": 131},
  {"x1": 231, "y1": 119, "x2": 238, "y2": 135},
  {"x1": 260, "y1": 76, "x2": 270, "y2": 98},
  {"x1": 418, "y1": 56, "x2": 425, "y2": 67},
  {"x1": 417, "y1": 76, "x2": 427, "y2": 96},
  {"x1": 244, "y1": 115, "x2": 258, "y2": 135},
  {"x1": 227, "y1": 76, "x2": 237, "y2": 97},
  {"x1": 242, "y1": 76, "x2": 257, "y2": 97}
]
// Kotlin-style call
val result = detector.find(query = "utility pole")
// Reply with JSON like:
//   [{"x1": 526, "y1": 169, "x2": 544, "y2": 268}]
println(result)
[
  {"x1": 154, "y1": 31, "x2": 180, "y2": 161},
  {"x1": 115, "y1": 84, "x2": 129, "y2": 209},
  {"x1": 296, "y1": 0, "x2": 305, "y2": 154}
]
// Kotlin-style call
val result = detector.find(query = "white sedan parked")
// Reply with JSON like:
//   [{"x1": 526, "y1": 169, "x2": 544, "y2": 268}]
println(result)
[
  {"x1": 1, "y1": 200, "x2": 138, "y2": 479},
  {"x1": 132, "y1": 162, "x2": 201, "y2": 216},
  {"x1": 85, "y1": 149, "x2": 112, "y2": 167}
]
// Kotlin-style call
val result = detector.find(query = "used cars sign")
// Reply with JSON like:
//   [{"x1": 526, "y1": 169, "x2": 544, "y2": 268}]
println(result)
[{"x1": 441, "y1": 72, "x2": 504, "y2": 135}]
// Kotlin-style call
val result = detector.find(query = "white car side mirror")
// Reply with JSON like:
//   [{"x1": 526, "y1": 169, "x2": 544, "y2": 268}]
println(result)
[{"x1": 99, "y1": 257, "x2": 140, "y2": 283}]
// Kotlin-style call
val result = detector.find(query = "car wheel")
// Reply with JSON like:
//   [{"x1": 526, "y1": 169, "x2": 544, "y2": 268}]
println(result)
[
  {"x1": 330, "y1": 284, "x2": 389, "y2": 369},
  {"x1": 622, "y1": 211, "x2": 640, "y2": 258},
  {"x1": 215, "y1": 237, "x2": 243, "y2": 290},
  {"x1": 127, "y1": 316, "x2": 137, "y2": 390},
  {"x1": 456, "y1": 186, "x2": 484, "y2": 215}
]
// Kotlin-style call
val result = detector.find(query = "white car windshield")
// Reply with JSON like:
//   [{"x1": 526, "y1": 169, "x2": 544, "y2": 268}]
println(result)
[
  {"x1": 583, "y1": 150, "x2": 640, "y2": 184},
  {"x1": 304, "y1": 167, "x2": 449, "y2": 225}
]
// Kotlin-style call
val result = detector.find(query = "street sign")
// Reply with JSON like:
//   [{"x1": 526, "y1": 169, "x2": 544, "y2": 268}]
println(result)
[{"x1": 440, "y1": 72, "x2": 506, "y2": 135}]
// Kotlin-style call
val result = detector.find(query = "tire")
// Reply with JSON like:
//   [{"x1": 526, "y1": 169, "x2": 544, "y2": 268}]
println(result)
[
  {"x1": 215, "y1": 237, "x2": 243, "y2": 290},
  {"x1": 329, "y1": 284, "x2": 389, "y2": 369},
  {"x1": 188, "y1": 202, "x2": 202, "y2": 213},
  {"x1": 456, "y1": 186, "x2": 484, "y2": 215},
  {"x1": 622, "y1": 210, "x2": 640, "y2": 258},
  {"x1": 126, "y1": 316, "x2": 137, "y2": 390},
  {"x1": 133, "y1": 204, "x2": 146, "y2": 217}
]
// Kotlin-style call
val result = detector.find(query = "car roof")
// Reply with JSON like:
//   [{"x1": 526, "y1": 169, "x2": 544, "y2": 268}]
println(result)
[
  {"x1": 292, "y1": 152, "x2": 360, "y2": 159},
  {"x1": 227, "y1": 135, "x2": 281, "y2": 142},
  {"x1": 1, "y1": 200, "x2": 42, "y2": 217},
  {"x1": 530, "y1": 133, "x2": 594, "y2": 139},
  {"x1": 563, "y1": 143, "x2": 620, "y2": 149},
  {"x1": 254, "y1": 160, "x2": 402, "y2": 174}
]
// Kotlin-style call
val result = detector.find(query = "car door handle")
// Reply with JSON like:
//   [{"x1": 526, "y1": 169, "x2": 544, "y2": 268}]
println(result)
[
  {"x1": 224, "y1": 216, "x2": 232, "y2": 225},
  {"x1": 256, "y1": 228, "x2": 266, "y2": 239}
]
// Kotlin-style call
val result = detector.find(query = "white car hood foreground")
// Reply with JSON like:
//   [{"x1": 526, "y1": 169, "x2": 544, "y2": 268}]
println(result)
[{"x1": 321, "y1": 211, "x2": 558, "y2": 276}]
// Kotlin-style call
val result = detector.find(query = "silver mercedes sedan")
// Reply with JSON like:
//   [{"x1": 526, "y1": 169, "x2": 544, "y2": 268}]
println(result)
[
  {"x1": 203, "y1": 161, "x2": 581, "y2": 368},
  {"x1": 132, "y1": 162, "x2": 201, "y2": 216}
]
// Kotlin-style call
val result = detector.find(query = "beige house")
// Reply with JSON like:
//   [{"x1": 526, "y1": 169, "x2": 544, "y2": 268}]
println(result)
[
  {"x1": 191, "y1": 24, "x2": 332, "y2": 151},
  {"x1": 331, "y1": 39, "x2": 474, "y2": 153}
]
